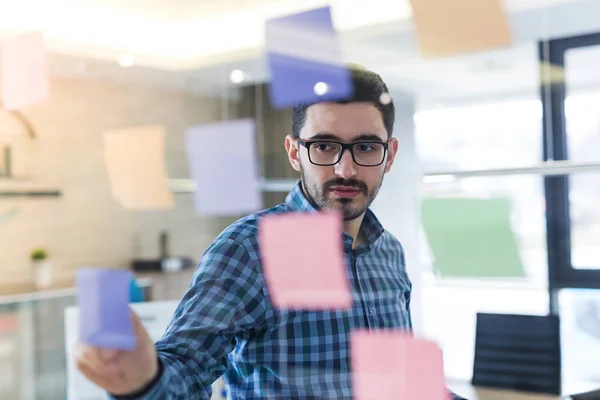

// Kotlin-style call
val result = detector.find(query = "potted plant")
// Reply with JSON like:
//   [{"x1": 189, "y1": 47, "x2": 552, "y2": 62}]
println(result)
[{"x1": 30, "y1": 248, "x2": 52, "y2": 288}]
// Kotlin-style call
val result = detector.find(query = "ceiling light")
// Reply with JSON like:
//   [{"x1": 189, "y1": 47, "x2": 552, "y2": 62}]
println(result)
[
  {"x1": 118, "y1": 54, "x2": 135, "y2": 68},
  {"x1": 229, "y1": 69, "x2": 246, "y2": 84},
  {"x1": 313, "y1": 82, "x2": 329, "y2": 96},
  {"x1": 379, "y1": 93, "x2": 392, "y2": 105}
]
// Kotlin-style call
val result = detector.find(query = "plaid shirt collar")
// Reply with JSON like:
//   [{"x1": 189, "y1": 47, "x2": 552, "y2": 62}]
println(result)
[{"x1": 285, "y1": 180, "x2": 385, "y2": 246}]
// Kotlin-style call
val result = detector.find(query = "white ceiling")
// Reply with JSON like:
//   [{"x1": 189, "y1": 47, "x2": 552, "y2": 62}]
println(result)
[
  {"x1": 75, "y1": 0, "x2": 289, "y2": 20},
  {"x1": 0, "y1": 0, "x2": 575, "y2": 69},
  {"x1": 0, "y1": 0, "x2": 414, "y2": 69},
  {"x1": 4, "y1": 0, "x2": 600, "y2": 104}
]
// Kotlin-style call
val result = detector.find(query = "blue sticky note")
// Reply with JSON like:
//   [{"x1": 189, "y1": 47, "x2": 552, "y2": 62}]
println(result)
[
  {"x1": 265, "y1": 6, "x2": 353, "y2": 109},
  {"x1": 76, "y1": 268, "x2": 136, "y2": 350}
]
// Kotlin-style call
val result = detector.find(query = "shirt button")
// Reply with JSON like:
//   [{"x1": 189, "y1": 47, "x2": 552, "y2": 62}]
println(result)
[{"x1": 368, "y1": 307, "x2": 373, "y2": 315}]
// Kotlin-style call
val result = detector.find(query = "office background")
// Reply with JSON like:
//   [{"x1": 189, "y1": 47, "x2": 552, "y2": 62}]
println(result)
[{"x1": 0, "y1": 0, "x2": 599, "y2": 399}]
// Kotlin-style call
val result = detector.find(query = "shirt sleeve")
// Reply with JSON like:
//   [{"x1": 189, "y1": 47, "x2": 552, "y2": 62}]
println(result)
[
  {"x1": 110, "y1": 237, "x2": 268, "y2": 400},
  {"x1": 399, "y1": 243, "x2": 413, "y2": 331}
]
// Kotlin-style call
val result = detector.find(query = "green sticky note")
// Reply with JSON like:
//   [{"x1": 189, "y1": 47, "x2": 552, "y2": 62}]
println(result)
[{"x1": 421, "y1": 197, "x2": 525, "y2": 278}]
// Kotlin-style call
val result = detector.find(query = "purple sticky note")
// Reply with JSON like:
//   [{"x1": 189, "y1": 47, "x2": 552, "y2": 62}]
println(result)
[
  {"x1": 265, "y1": 6, "x2": 353, "y2": 109},
  {"x1": 185, "y1": 119, "x2": 263, "y2": 216},
  {"x1": 76, "y1": 268, "x2": 136, "y2": 350}
]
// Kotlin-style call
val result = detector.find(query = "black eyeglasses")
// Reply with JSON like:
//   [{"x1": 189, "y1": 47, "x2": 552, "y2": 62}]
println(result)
[{"x1": 297, "y1": 139, "x2": 389, "y2": 167}]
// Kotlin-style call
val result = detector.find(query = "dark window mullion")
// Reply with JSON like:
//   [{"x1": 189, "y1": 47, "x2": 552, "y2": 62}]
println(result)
[{"x1": 539, "y1": 39, "x2": 572, "y2": 312}]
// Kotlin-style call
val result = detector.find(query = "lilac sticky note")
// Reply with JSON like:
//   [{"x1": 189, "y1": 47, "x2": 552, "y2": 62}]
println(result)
[
  {"x1": 1, "y1": 31, "x2": 49, "y2": 110},
  {"x1": 351, "y1": 330, "x2": 447, "y2": 400},
  {"x1": 265, "y1": 6, "x2": 353, "y2": 109},
  {"x1": 185, "y1": 119, "x2": 263, "y2": 216},
  {"x1": 259, "y1": 212, "x2": 352, "y2": 309},
  {"x1": 76, "y1": 268, "x2": 136, "y2": 350}
]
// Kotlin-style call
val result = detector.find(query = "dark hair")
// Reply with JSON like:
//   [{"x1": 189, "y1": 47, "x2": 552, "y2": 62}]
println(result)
[{"x1": 291, "y1": 65, "x2": 395, "y2": 139}]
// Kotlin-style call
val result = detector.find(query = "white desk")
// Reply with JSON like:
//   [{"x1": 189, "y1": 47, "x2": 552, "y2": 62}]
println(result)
[{"x1": 447, "y1": 381, "x2": 561, "y2": 400}]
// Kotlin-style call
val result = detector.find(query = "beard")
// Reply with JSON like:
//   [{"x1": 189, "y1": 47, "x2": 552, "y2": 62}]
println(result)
[{"x1": 300, "y1": 167, "x2": 384, "y2": 221}]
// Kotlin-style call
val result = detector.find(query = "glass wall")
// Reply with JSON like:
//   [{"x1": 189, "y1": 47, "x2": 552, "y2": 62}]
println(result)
[
  {"x1": 3, "y1": 0, "x2": 600, "y2": 398},
  {"x1": 0, "y1": 294, "x2": 75, "y2": 399}
]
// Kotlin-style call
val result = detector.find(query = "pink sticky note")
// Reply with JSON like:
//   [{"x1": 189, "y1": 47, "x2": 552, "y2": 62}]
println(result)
[
  {"x1": 1, "y1": 31, "x2": 49, "y2": 110},
  {"x1": 259, "y1": 212, "x2": 351, "y2": 309},
  {"x1": 351, "y1": 330, "x2": 447, "y2": 400}
]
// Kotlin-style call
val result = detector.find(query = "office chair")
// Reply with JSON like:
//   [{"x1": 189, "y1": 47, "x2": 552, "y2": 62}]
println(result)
[{"x1": 472, "y1": 313, "x2": 561, "y2": 395}]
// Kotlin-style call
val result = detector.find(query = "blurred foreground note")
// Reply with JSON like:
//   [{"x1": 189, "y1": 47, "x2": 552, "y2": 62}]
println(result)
[
  {"x1": 259, "y1": 212, "x2": 351, "y2": 309},
  {"x1": 185, "y1": 119, "x2": 262, "y2": 216},
  {"x1": 409, "y1": 0, "x2": 512, "y2": 57},
  {"x1": 421, "y1": 197, "x2": 525, "y2": 278},
  {"x1": 76, "y1": 268, "x2": 136, "y2": 350},
  {"x1": 104, "y1": 126, "x2": 174, "y2": 210},
  {"x1": 265, "y1": 6, "x2": 352, "y2": 109},
  {"x1": 1, "y1": 31, "x2": 49, "y2": 110},
  {"x1": 351, "y1": 330, "x2": 447, "y2": 400}
]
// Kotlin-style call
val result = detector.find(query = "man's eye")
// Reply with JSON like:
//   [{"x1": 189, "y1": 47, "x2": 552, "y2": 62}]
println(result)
[
  {"x1": 358, "y1": 144, "x2": 374, "y2": 152},
  {"x1": 314, "y1": 143, "x2": 337, "y2": 152}
]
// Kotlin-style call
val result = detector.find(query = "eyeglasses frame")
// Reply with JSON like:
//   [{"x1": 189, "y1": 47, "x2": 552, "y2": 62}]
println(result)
[{"x1": 296, "y1": 138, "x2": 390, "y2": 167}]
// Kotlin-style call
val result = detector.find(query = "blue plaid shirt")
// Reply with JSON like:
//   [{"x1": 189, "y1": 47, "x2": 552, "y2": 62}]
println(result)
[{"x1": 114, "y1": 181, "x2": 464, "y2": 399}]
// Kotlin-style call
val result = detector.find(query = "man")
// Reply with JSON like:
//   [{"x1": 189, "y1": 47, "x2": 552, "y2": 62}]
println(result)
[{"x1": 75, "y1": 66, "x2": 465, "y2": 399}]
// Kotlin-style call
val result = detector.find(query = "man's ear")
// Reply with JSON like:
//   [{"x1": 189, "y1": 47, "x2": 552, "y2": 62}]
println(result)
[
  {"x1": 384, "y1": 138, "x2": 399, "y2": 174},
  {"x1": 285, "y1": 135, "x2": 302, "y2": 172}
]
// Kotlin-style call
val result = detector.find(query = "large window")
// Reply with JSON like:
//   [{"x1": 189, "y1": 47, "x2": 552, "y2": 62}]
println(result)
[
  {"x1": 414, "y1": 100, "x2": 550, "y2": 380},
  {"x1": 415, "y1": 99, "x2": 542, "y2": 171},
  {"x1": 413, "y1": 32, "x2": 600, "y2": 385},
  {"x1": 566, "y1": 54, "x2": 600, "y2": 271},
  {"x1": 543, "y1": 32, "x2": 600, "y2": 287}
]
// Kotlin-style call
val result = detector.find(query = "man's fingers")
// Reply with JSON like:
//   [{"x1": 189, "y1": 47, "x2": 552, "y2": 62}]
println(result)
[
  {"x1": 130, "y1": 308, "x2": 152, "y2": 345},
  {"x1": 130, "y1": 309, "x2": 145, "y2": 336},
  {"x1": 75, "y1": 342, "x2": 117, "y2": 375},
  {"x1": 99, "y1": 348, "x2": 119, "y2": 362},
  {"x1": 77, "y1": 359, "x2": 117, "y2": 391}
]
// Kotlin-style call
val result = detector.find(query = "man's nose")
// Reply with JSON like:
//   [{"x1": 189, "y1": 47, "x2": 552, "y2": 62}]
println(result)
[{"x1": 334, "y1": 149, "x2": 357, "y2": 179}]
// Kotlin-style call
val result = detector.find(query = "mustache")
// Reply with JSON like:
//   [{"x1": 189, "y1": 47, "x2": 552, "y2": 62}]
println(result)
[{"x1": 323, "y1": 179, "x2": 368, "y2": 194}]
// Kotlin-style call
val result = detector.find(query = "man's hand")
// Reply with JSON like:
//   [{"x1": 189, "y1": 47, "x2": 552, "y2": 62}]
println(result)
[{"x1": 74, "y1": 309, "x2": 159, "y2": 396}]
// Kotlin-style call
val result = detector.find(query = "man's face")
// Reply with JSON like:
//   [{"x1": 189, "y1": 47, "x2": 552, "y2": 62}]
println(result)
[{"x1": 285, "y1": 102, "x2": 398, "y2": 221}]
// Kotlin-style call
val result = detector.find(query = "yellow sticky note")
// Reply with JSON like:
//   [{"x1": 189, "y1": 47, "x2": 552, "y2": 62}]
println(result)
[
  {"x1": 409, "y1": 0, "x2": 512, "y2": 58},
  {"x1": 103, "y1": 126, "x2": 174, "y2": 210},
  {"x1": 1, "y1": 31, "x2": 50, "y2": 110}
]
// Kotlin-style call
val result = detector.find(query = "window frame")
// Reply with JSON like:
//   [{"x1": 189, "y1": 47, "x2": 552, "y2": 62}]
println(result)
[{"x1": 539, "y1": 32, "x2": 600, "y2": 302}]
